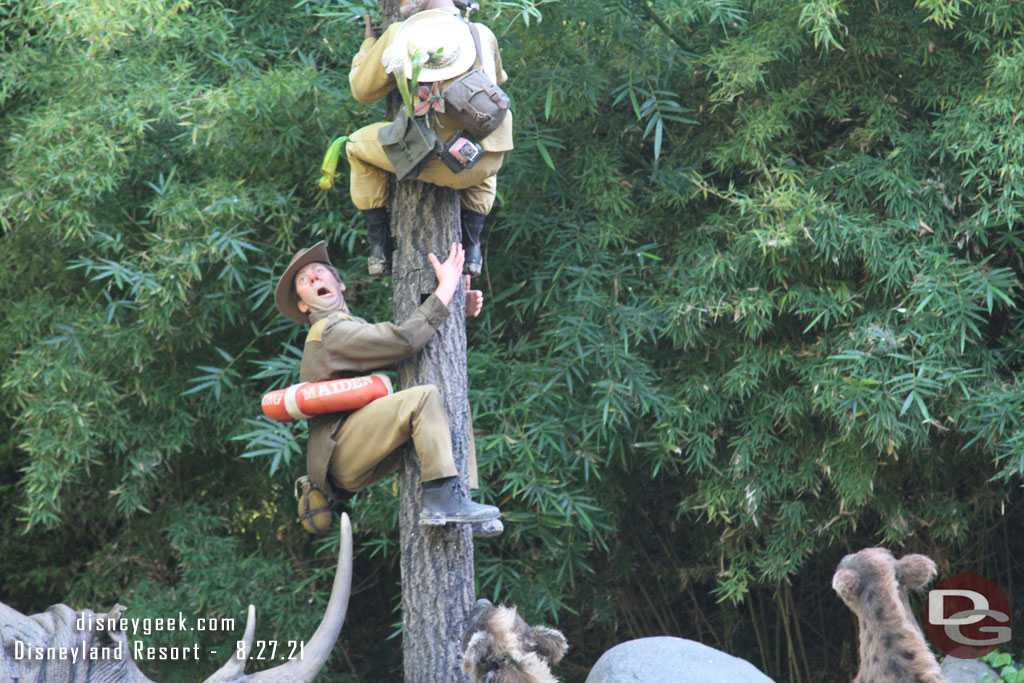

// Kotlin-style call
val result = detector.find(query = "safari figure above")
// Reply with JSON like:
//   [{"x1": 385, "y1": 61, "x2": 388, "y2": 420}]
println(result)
[
  {"x1": 274, "y1": 240, "x2": 500, "y2": 528},
  {"x1": 320, "y1": 0, "x2": 512, "y2": 278}
]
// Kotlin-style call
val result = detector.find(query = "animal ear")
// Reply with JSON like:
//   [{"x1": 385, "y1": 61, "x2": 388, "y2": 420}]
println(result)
[
  {"x1": 530, "y1": 625, "x2": 569, "y2": 665},
  {"x1": 461, "y1": 631, "x2": 491, "y2": 674},
  {"x1": 832, "y1": 567, "x2": 861, "y2": 601},
  {"x1": 896, "y1": 554, "x2": 937, "y2": 591}
]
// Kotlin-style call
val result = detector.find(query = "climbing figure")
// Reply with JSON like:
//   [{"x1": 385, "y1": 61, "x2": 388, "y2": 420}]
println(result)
[
  {"x1": 274, "y1": 240, "x2": 500, "y2": 528},
  {"x1": 320, "y1": 0, "x2": 512, "y2": 277}
]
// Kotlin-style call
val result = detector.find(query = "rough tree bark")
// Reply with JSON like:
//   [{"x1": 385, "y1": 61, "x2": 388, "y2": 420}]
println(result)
[
  {"x1": 377, "y1": 2, "x2": 476, "y2": 681},
  {"x1": 392, "y1": 185, "x2": 475, "y2": 683}
]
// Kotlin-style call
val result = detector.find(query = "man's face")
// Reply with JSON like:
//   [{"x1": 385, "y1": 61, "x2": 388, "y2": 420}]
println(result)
[{"x1": 294, "y1": 262, "x2": 347, "y2": 314}]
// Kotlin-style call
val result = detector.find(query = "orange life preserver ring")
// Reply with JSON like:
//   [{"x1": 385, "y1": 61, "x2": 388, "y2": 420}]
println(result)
[{"x1": 261, "y1": 375, "x2": 393, "y2": 422}]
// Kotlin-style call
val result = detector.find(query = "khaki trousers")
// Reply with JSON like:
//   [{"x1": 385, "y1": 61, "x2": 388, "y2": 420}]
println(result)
[
  {"x1": 327, "y1": 385, "x2": 478, "y2": 492},
  {"x1": 346, "y1": 121, "x2": 504, "y2": 215}
]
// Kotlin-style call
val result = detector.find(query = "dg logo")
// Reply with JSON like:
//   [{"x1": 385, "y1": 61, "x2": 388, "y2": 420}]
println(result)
[{"x1": 925, "y1": 573, "x2": 1011, "y2": 658}]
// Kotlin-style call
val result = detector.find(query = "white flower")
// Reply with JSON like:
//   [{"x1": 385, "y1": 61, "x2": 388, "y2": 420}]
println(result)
[{"x1": 381, "y1": 46, "x2": 404, "y2": 75}]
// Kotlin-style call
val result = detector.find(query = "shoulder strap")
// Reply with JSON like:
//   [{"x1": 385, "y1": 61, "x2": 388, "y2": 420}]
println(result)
[{"x1": 467, "y1": 23, "x2": 484, "y2": 65}]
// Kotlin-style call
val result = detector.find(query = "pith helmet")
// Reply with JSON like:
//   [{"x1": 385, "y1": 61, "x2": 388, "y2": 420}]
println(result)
[
  {"x1": 383, "y1": 9, "x2": 476, "y2": 82},
  {"x1": 275, "y1": 241, "x2": 332, "y2": 324}
]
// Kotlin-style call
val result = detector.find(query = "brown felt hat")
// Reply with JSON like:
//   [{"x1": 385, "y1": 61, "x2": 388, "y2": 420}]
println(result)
[{"x1": 275, "y1": 241, "x2": 333, "y2": 324}]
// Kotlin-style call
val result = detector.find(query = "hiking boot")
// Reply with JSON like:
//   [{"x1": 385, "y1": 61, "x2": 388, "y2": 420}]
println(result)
[
  {"x1": 420, "y1": 478, "x2": 500, "y2": 525},
  {"x1": 363, "y1": 207, "x2": 392, "y2": 277},
  {"x1": 460, "y1": 209, "x2": 485, "y2": 277}
]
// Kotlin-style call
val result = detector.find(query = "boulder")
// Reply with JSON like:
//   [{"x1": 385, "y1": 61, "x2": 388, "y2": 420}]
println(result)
[
  {"x1": 586, "y1": 636, "x2": 775, "y2": 683},
  {"x1": 940, "y1": 656, "x2": 999, "y2": 683}
]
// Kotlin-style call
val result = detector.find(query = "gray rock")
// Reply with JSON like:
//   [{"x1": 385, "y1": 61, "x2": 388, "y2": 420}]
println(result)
[
  {"x1": 586, "y1": 636, "x2": 775, "y2": 683},
  {"x1": 941, "y1": 656, "x2": 1000, "y2": 683}
]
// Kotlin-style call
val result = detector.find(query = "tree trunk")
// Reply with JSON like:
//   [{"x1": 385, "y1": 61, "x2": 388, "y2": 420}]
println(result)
[
  {"x1": 392, "y1": 183, "x2": 475, "y2": 683},
  {"x1": 377, "y1": 4, "x2": 475, "y2": 681}
]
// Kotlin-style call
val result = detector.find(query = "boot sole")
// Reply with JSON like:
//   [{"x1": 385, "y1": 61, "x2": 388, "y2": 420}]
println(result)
[
  {"x1": 419, "y1": 510, "x2": 501, "y2": 526},
  {"x1": 472, "y1": 519, "x2": 504, "y2": 538}
]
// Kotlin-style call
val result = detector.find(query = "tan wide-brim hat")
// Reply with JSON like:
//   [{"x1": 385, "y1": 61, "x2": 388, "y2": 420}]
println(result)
[
  {"x1": 275, "y1": 241, "x2": 332, "y2": 324},
  {"x1": 386, "y1": 9, "x2": 477, "y2": 82}
]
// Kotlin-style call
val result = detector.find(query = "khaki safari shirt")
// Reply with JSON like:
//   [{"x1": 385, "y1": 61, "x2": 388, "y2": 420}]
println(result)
[
  {"x1": 349, "y1": 8, "x2": 514, "y2": 153},
  {"x1": 301, "y1": 295, "x2": 450, "y2": 496}
]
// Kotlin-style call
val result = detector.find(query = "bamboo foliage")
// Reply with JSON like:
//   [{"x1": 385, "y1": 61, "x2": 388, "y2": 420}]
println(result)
[{"x1": 3, "y1": 0, "x2": 1024, "y2": 680}]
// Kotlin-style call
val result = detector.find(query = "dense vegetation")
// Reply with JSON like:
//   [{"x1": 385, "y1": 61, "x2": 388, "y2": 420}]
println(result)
[{"x1": 2, "y1": 0, "x2": 1023, "y2": 680}]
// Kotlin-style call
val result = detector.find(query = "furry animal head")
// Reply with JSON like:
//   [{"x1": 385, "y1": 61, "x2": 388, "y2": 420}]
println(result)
[
  {"x1": 461, "y1": 599, "x2": 569, "y2": 683},
  {"x1": 832, "y1": 547, "x2": 943, "y2": 683},
  {"x1": 832, "y1": 547, "x2": 937, "y2": 616}
]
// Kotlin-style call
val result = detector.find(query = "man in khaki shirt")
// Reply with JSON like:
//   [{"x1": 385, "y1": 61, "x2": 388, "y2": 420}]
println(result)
[
  {"x1": 274, "y1": 240, "x2": 500, "y2": 526},
  {"x1": 345, "y1": 0, "x2": 513, "y2": 277}
]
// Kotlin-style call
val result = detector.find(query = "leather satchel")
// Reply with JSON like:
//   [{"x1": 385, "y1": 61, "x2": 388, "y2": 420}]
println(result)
[{"x1": 442, "y1": 24, "x2": 509, "y2": 140}]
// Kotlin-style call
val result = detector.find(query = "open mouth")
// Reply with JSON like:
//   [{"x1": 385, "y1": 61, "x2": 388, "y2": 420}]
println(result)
[{"x1": 317, "y1": 286, "x2": 330, "y2": 297}]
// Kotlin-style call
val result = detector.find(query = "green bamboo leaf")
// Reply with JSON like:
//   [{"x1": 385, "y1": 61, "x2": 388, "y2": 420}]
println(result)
[
  {"x1": 536, "y1": 139, "x2": 555, "y2": 170},
  {"x1": 653, "y1": 118, "x2": 663, "y2": 165},
  {"x1": 900, "y1": 391, "x2": 916, "y2": 416}
]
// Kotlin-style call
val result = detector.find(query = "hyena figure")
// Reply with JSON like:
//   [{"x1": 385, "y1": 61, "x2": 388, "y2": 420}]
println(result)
[
  {"x1": 461, "y1": 599, "x2": 569, "y2": 683},
  {"x1": 832, "y1": 547, "x2": 945, "y2": 683}
]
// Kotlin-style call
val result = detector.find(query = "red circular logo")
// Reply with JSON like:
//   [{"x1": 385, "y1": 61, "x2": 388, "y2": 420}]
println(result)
[{"x1": 925, "y1": 573, "x2": 1011, "y2": 658}]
